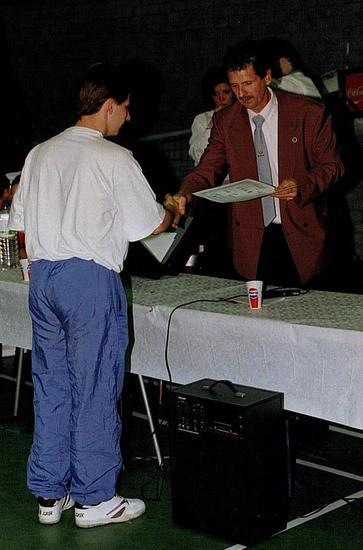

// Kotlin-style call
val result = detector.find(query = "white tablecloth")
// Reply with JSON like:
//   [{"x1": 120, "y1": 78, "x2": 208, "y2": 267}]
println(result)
[
  {"x1": 128, "y1": 275, "x2": 363, "y2": 430},
  {"x1": 1, "y1": 270, "x2": 362, "y2": 429},
  {"x1": 0, "y1": 270, "x2": 31, "y2": 349}
]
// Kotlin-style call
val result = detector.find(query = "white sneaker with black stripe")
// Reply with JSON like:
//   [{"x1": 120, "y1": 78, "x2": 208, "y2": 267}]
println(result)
[
  {"x1": 75, "y1": 495, "x2": 145, "y2": 528},
  {"x1": 38, "y1": 495, "x2": 75, "y2": 524}
]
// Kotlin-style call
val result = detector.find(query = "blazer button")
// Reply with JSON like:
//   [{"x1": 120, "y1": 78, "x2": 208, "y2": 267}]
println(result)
[
  {"x1": 303, "y1": 222, "x2": 308, "y2": 227},
  {"x1": 236, "y1": 221, "x2": 240, "y2": 226}
]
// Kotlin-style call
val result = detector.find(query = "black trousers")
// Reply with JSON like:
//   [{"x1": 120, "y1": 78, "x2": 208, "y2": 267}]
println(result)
[{"x1": 256, "y1": 224, "x2": 301, "y2": 288}]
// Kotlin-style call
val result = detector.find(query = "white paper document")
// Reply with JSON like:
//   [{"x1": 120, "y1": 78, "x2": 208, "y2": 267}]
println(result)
[{"x1": 192, "y1": 178, "x2": 275, "y2": 203}]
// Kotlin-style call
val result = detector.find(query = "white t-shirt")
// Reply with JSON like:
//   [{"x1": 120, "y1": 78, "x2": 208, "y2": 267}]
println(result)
[
  {"x1": 9, "y1": 126, "x2": 165, "y2": 272},
  {"x1": 278, "y1": 70, "x2": 321, "y2": 99}
]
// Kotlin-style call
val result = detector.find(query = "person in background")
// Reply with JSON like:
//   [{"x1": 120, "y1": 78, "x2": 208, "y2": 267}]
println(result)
[
  {"x1": 9, "y1": 62, "x2": 177, "y2": 529},
  {"x1": 0, "y1": 174, "x2": 11, "y2": 210},
  {"x1": 186, "y1": 68, "x2": 236, "y2": 276},
  {"x1": 189, "y1": 67, "x2": 235, "y2": 167},
  {"x1": 8, "y1": 174, "x2": 27, "y2": 258},
  {"x1": 10, "y1": 174, "x2": 21, "y2": 199},
  {"x1": 264, "y1": 37, "x2": 322, "y2": 100},
  {"x1": 165, "y1": 40, "x2": 344, "y2": 289}
]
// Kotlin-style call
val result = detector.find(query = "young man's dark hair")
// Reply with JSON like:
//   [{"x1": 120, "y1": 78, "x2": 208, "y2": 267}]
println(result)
[
  {"x1": 262, "y1": 38, "x2": 302, "y2": 79},
  {"x1": 76, "y1": 62, "x2": 130, "y2": 118},
  {"x1": 223, "y1": 40, "x2": 270, "y2": 79}
]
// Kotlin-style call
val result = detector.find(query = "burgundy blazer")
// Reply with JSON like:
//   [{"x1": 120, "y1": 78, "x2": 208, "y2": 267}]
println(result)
[{"x1": 181, "y1": 90, "x2": 344, "y2": 284}]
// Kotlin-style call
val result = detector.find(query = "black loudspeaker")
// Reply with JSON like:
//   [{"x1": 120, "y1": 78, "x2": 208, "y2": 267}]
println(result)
[{"x1": 169, "y1": 378, "x2": 289, "y2": 545}]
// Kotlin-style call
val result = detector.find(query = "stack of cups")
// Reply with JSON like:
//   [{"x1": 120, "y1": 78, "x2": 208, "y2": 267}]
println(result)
[
  {"x1": 246, "y1": 280, "x2": 263, "y2": 309},
  {"x1": 0, "y1": 232, "x2": 19, "y2": 270},
  {"x1": 0, "y1": 209, "x2": 19, "y2": 269}
]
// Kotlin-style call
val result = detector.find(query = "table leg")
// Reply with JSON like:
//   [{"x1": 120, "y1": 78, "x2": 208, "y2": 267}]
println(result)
[
  {"x1": 137, "y1": 374, "x2": 163, "y2": 469},
  {"x1": 13, "y1": 348, "x2": 24, "y2": 417}
]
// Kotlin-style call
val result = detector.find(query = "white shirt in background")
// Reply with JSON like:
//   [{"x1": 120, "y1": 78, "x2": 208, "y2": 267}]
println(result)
[
  {"x1": 277, "y1": 70, "x2": 322, "y2": 99},
  {"x1": 188, "y1": 110, "x2": 214, "y2": 166}
]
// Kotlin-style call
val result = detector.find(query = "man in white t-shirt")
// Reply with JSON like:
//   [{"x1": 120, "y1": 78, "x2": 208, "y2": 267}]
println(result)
[{"x1": 9, "y1": 63, "x2": 175, "y2": 529}]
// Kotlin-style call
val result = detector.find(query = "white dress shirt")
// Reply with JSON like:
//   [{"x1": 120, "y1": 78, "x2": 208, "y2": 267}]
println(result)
[{"x1": 248, "y1": 88, "x2": 281, "y2": 223}]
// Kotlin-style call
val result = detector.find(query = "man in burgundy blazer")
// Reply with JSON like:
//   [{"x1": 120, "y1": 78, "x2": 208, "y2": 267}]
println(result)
[{"x1": 166, "y1": 41, "x2": 344, "y2": 287}]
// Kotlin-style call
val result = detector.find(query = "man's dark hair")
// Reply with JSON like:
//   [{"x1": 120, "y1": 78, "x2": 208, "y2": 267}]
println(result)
[
  {"x1": 223, "y1": 40, "x2": 270, "y2": 79},
  {"x1": 76, "y1": 62, "x2": 130, "y2": 118},
  {"x1": 262, "y1": 38, "x2": 302, "y2": 79},
  {"x1": 266, "y1": 38, "x2": 301, "y2": 69}
]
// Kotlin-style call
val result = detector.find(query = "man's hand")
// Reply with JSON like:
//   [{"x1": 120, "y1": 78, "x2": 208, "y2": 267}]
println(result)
[
  {"x1": 164, "y1": 191, "x2": 190, "y2": 228},
  {"x1": 272, "y1": 178, "x2": 299, "y2": 200},
  {"x1": 152, "y1": 199, "x2": 179, "y2": 234}
]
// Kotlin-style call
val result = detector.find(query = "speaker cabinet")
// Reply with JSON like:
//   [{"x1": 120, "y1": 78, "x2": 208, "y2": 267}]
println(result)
[{"x1": 169, "y1": 378, "x2": 289, "y2": 545}]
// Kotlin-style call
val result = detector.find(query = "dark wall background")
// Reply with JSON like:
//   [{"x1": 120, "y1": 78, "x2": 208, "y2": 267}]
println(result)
[
  {"x1": 1, "y1": 0, "x2": 362, "y2": 162},
  {"x1": 1, "y1": 0, "x2": 363, "y2": 278}
]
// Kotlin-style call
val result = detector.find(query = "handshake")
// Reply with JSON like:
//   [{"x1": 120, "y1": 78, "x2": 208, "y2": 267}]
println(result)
[{"x1": 163, "y1": 190, "x2": 192, "y2": 229}]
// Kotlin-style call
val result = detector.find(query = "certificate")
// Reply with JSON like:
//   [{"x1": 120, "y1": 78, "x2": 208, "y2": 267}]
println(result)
[{"x1": 192, "y1": 178, "x2": 275, "y2": 203}]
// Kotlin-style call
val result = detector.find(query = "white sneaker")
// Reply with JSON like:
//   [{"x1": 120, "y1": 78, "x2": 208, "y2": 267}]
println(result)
[
  {"x1": 75, "y1": 495, "x2": 146, "y2": 528},
  {"x1": 38, "y1": 495, "x2": 75, "y2": 524}
]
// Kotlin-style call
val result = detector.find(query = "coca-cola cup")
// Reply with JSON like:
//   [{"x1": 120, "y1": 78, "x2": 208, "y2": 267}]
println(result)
[
  {"x1": 246, "y1": 280, "x2": 263, "y2": 309},
  {"x1": 20, "y1": 258, "x2": 31, "y2": 282}
]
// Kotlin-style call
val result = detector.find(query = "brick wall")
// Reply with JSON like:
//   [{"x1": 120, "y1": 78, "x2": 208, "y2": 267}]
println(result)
[{"x1": 1, "y1": 0, "x2": 363, "y2": 261}]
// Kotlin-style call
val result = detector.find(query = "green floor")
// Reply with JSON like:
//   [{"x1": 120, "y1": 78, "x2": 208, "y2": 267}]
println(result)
[{"x1": 0, "y1": 355, "x2": 362, "y2": 550}]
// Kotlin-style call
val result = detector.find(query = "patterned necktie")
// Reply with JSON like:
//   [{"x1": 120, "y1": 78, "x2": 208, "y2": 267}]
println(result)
[{"x1": 252, "y1": 114, "x2": 276, "y2": 226}]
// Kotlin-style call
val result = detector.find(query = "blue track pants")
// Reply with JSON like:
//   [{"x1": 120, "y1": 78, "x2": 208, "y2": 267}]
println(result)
[{"x1": 27, "y1": 258, "x2": 128, "y2": 505}]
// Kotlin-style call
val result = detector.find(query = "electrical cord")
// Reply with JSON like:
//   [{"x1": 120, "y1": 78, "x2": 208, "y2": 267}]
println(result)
[
  {"x1": 298, "y1": 503, "x2": 333, "y2": 518},
  {"x1": 164, "y1": 294, "x2": 247, "y2": 384},
  {"x1": 163, "y1": 285, "x2": 309, "y2": 384},
  {"x1": 138, "y1": 416, "x2": 170, "y2": 502},
  {"x1": 140, "y1": 461, "x2": 168, "y2": 502},
  {"x1": 263, "y1": 287, "x2": 310, "y2": 299},
  {"x1": 297, "y1": 494, "x2": 362, "y2": 518}
]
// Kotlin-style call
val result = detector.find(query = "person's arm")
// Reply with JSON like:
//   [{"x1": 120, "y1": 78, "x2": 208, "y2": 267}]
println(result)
[
  {"x1": 296, "y1": 105, "x2": 344, "y2": 207},
  {"x1": 8, "y1": 178, "x2": 25, "y2": 232},
  {"x1": 165, "y1": 110, "x2": 229, "y2": 228},
  {"x1": 114, "y1": 149, "x2": 183, "y2": 241},
  {"x1": 185, "y1": 109, "x2": 228, "y2": 190},
  {"x1": 152, "y1": 205, "x2": 178, "y2": 234}
]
